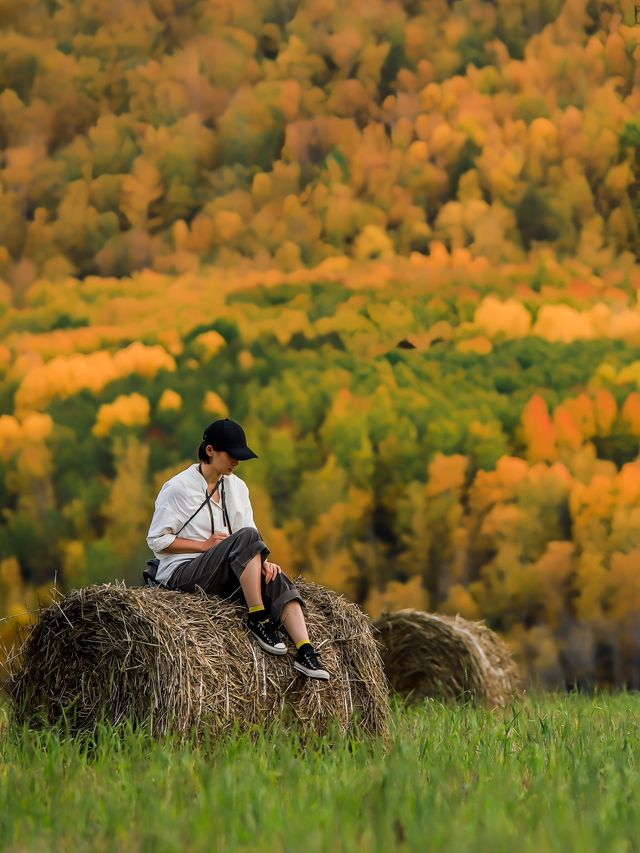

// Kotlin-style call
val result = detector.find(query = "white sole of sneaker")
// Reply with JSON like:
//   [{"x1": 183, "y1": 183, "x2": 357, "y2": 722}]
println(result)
[
  {"x1": 293, "y1": 661, "x2": 330, "y2": 680},
  {"x1": 252, "y1": 636, "x2": 288, "y2": 656}
]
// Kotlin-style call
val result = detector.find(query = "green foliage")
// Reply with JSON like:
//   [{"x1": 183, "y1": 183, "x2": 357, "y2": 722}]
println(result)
[
  {"x1": 620, "y1": 119, "x2": 640, "y2": 150},
  {"x1": 0, "y1": 509, "x2": 66, "y2": 585},
  {"x1": 516, "y1": 189, "x2": 563, "y2": 249}
]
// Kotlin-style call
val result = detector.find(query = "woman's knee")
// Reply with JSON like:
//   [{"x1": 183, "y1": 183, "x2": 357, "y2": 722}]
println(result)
[
  {"x1": 267, "y1": 571, "x2": 296, "y2": 595},
  {"x1": 234, "y1": 526, "x2": 261, "y2": 543}
]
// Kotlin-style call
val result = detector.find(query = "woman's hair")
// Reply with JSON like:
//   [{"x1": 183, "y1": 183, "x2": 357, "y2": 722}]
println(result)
[{"x1": 198, "y1": 441, "x2": 216, "y2": 463}]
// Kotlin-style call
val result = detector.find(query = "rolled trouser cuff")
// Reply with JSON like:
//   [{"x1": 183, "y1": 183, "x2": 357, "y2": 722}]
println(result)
[
  {"x1": 231, "y1": 527, "x2": 270, "y2": 577},
  {"x1": 263, "y1": 574, "x2": 304, "y2": 625}
]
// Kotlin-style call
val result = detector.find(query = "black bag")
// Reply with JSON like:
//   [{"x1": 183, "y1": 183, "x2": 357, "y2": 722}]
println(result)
[
  {"x1": 143, "y1": 557, "x2": 160, "y2": 587},
  {"x1": 143, "y1": 475, "x2": 225, "y2": 587}
]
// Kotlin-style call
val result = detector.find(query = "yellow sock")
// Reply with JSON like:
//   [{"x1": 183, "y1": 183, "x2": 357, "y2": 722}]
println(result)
[
  {"x1": 296, "y1": 639, "x2": 311, "y2": 650},
  {"x1": 248, "y1": 604, "x2": 265, "y2": 614}
]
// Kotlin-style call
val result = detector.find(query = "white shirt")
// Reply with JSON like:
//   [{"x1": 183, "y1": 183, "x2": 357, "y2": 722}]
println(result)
[{"x1": 146, "y1": 464, "x2": 257, "y2": 584}]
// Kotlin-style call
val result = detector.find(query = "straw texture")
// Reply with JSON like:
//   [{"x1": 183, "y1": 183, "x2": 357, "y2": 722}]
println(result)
[
  {"x1": 374, "y1": 609, "x2": 520, "y2": 706},
  {"x1": 9, "y1": 580, "x2": 389, "y2": 739}
]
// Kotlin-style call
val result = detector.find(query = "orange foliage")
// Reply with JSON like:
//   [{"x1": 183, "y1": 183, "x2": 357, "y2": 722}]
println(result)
[
  {"x1": 553, "y1": 406, "x2": 584, "y2": 451},
  {"x1": 594, "y1": 388, "x2": 617, "y2": 435},
  {"x1": 521, "y1": 396, "x2": 557, "y2": 463}
]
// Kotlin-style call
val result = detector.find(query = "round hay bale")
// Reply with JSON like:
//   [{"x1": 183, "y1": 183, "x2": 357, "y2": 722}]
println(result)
[
  {"x1": 374, "y1": 609, "x2": 520, "y2": 706},
  {"x1": 9, "y1": 580, "x2": 389, "y2": 739}
]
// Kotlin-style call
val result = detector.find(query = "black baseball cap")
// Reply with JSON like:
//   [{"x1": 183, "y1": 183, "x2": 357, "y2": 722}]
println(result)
[{"x1": 202, "y1": 419, "x2": 258, "y2": 460}]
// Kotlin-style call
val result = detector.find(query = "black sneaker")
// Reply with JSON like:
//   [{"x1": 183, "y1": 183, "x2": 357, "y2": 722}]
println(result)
[
  {"x1": 247, "y1": 615, "x2": 287, "y2": 656},
  {"x1": 293, "y1": 645, "x2": 330, "y2": 681}
]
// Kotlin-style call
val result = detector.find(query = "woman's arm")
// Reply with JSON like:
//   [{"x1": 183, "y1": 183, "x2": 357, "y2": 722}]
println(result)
[{"x1": 160, "y1": 533, "x2": 228, "y2": 555}]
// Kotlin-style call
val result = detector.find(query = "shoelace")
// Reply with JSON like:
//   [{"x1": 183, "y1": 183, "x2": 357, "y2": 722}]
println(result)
[{"x1": 255, "y1": 620, "x2": 279, "y2": 641}]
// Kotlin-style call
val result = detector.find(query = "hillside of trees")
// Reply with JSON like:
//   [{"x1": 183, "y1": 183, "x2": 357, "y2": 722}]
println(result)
[
  {"x1": 2, "y1": 253, "x2": 640, "y2": 687},
  {"x1": 0, "y1": 0, "x2": 638, "y2": 283},
  {"x1": 1, "y1": 0, "x2": 640, "y2": 688}
]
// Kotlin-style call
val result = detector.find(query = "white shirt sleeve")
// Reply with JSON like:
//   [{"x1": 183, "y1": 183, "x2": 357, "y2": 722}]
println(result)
[
  {"x1": 232, "y1": 478, "x2": 258, "y2": 531},
  {"x1": 146, "y1": 481, "x2": 193, "y2": 554}
]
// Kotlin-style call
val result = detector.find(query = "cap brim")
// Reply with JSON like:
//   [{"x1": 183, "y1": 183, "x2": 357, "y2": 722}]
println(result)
[{"x1": 228, "y1": 446, "x2": 258, "y2": 461}]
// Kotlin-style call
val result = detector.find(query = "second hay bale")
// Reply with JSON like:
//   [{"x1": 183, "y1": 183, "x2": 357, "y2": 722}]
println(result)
[{"x1": 374, "y1": 609, "x2": 520, "y2": 706}]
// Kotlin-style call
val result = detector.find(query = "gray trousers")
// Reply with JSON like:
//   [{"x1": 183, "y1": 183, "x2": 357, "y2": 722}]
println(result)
[{"x1": 165, "y1": 527, "x2": 302, "y2": 625}]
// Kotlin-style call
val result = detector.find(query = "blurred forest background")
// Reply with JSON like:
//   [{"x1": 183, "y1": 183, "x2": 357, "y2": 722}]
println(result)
[{"x1": 1, "y1": 0, "x2": 640, "y2": 689}]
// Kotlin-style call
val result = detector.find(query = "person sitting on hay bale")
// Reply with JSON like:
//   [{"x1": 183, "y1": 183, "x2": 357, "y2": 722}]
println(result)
[{"x1": 147, "y1": 418, "x2": 330, "y2": 681}]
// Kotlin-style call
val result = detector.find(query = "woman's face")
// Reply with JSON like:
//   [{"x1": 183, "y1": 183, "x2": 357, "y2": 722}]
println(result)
[{"x1": 209, "y1": 448, "x2": 239, "y2": 475}]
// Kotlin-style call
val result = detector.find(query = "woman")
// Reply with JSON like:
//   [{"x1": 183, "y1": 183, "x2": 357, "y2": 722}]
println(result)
[{"x1": 147, "y1": 418, "x2": 330, "y2": 681}]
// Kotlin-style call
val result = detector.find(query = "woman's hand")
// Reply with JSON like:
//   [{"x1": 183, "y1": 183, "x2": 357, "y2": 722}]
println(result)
[
  {"x1": 202, "y1": 532, "x2": 229, "y2": 551},
  {"x1": 262, "y1": 561, "x2": 282, "y2": 583}
]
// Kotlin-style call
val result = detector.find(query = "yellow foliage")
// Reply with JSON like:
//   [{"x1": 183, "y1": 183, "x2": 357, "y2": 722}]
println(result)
[
  {"x1": 215, "y1": 210, "x2": 244, "y2": 243},
  {"x1": 104, "y1": 437, "x2": 153, "y2": 559},
  {"x1": 439, "y1": 584, "x2": 481, "y2": 620},
  {"x1": 93, "y1": 393, "x2": 150, "y2": 437},
  {"x1": 480, "y1": 503, "x2": 524, "y2": 541},
  {"x1": 158, "y1": 389, "x2": 182, "y2": 411},
  {"x1": 616, "y1": 361, "x2": 640, "y2": 386},
  {"x1": 327, "y1": 79, "x2": 369, "y2": 118},
  {"x1": 621, "y1": 393, "x2": 640, "y2": 436},
  {"x1": 572, "y1": 550, "x2": 611, "y2": 622},
  {"x1": 469, "y1": 456, "x2": 532, "y2": 523},
  {"x1": 533, "y1": 304, "x2": 595, "y2": 342},
  {"x1": 326, "y1": 28, "x2": 363, "y2": 69},
  {"x1": 474, "y1": 296, "x2": 531, "y2": 339},
  {"x1": 194, "y1": 330, "x2": 226, "y2": 360},
  {"x1": 15, "y1": 343, "x2": 176, "y2": 412},
  {"x1": 426, "y1": 454, "x2": 468, "y2": 497},
  {"x1": 0, "y1": 557, "x2": 21, "y2": 587},
  {"x1": 120, "y1": 157, "x2": 163, "y2": 228},
  {"x1": 608, "y1": 309, "x2": 640, "y2": 343},
  {"x1": 609, "y1": 550, "x2": 640, "y2": 623},
  {"x1": 456, "y1": 335, "x2": 493, "y2": 354},
  {"x1": 353, "y1": 225, "x2": 394, "y2": 261},
  {"x1": 0, "y1": 415, "x2": 22, "y2": 458},
  {"x1": 365, "y1": 576, "x2": 429, "y2": 620},
  {"x1": 203, "y1": 391, "x2": 229, "y2": 417},
  {"x1": 252, "y1": 172, "x2": 273, "y2": 207},
  {"x1": 243, "y1": 482, "x2": 294, "y2": 574},
  {"x1": 62, "y1": 540, "x2": 86, "y2": 587},
  {"x1": 304, "y1": 487, "x2": 372, "y2": 598},
  {"x1": 570, "y1": 474, "x2": 617, "y2": 555},
  {"x1": 531, "y1": 541, "x2": 575, "y2": 626},
  {"x1": 504, "y1": 623, "x2": 562, "y2": 685},
  {"x1": 274, "y1": 241, "x2": 302, "y2": 271},
  {"x1": 21, "y1": 412, "x2": 53, "y2": 442},
  {"x1": 0, "y1": 412, "x2": 53, "y2": 460},
  {"x1": 238, "y1": 350, "x2": 254, "y2": 371}
]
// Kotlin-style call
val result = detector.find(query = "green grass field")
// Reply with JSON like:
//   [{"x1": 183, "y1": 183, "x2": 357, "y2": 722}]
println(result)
[{"x1": 1, "y1": 695, "x2": 638, "y2": 853}]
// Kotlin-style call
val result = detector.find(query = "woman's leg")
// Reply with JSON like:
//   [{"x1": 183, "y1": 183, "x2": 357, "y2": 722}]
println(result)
[
  {"x1": 279, "y1": 601, "x2": 309, "y2": 646},
  {"x1": 238, "y1": 551, "x2": 264, "y2": 609}
]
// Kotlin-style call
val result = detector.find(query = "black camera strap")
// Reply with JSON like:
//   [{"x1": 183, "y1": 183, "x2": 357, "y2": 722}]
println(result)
[
  {"x1": 179, "y1": 472, "x2": 224, "y2": 536},
  {"x1": 220, "y1": 477, "x2": 233, "y2": 534},
  {"x1": 192, "y1": 468, "x2": 233, "y2": 535}
]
